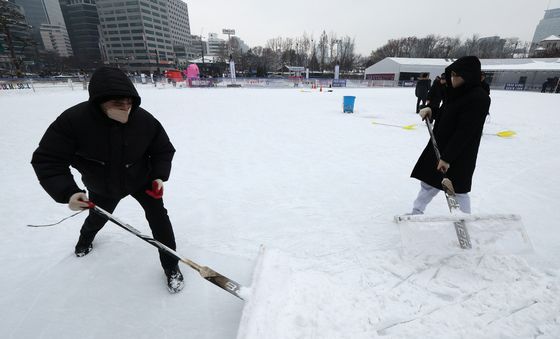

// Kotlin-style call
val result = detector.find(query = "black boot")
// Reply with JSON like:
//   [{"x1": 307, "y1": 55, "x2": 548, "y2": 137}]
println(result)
[
  {"x1": 74, "y1": 234, "x2": 94, "y2": 257},
  {"x1": 75, "y1": 243, "x2": 93, "y2": 257},
  {"x1": 164, "y1": 266, "x2": 184, "y2": 293}
]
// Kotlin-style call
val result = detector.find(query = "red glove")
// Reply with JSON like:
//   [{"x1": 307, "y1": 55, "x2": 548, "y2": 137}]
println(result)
[{"x1": 145, "y1": 179, "x2": 164, "y2": 199}]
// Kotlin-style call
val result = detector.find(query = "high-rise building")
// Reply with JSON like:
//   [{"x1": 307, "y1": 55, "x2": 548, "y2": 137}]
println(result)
[
  {"x1": 40, "y1": 23, "x2": 73, "y2": 57},
  {"x1": 206, "y1": 33, "x2": 226, "y2": 56},
  {"x1": 1, "y1": 1, "x2": 36, "y2": 74},
  {"x1": 188, "y1": 34, "x2": 203, "y2": 59},
  {"x1": 230, "y1": 36, "x2": 250, "y2": 53},
  {"x1": 167, "y1": 0, "x2": 198, "y2": 66},
  {"x1": 532, "y1": 7, "x2": 560, "y2": 47},
  {"x1": 168, "y1": 0, "x2": 190, "y2": 45},
  {"x1": 59, "y1": 0, "x2": 101, "y2": 64},
  {"x1": 12, "y1": 0, "x2": 73, "y2": 57},
  {"x1": 96, "y1": 0, "x2": 196, "y2": 72}
]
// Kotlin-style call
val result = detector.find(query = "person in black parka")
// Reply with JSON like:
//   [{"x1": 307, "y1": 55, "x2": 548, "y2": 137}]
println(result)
[
  {"x1": 409, "y1": 56, "x2": 490, "y2": 215},
  {"x1": 426, "y1": 73, "x2": 447, "y2": 121},
  {"x1": 31, "y1": 67, "x2": 184, "y2": 293},
  {"x1": 480, "y1": 71, "x2": 490, "y2": 95},
  {"x1": 415, "y1": 73, "x2": 431, "y2": 113}
]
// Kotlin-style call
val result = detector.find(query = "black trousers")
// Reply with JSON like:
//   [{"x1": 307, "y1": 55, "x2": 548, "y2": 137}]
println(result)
[
  {"x1": 78, "y1": 190, "x2": 178, "y2": 270},
  {"x1": 416, "y1": 98, "x2": 427, "y2": 113}
]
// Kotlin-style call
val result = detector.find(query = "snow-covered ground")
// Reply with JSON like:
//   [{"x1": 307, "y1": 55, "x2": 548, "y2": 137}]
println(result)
[{"x1": 1, "y1": 85, "x2": 559, "y2": 338}]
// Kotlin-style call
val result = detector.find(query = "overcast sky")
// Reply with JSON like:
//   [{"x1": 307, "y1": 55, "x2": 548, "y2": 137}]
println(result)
[{"x1": 186, "y1": 0, "x2": 560, "y2": 55}]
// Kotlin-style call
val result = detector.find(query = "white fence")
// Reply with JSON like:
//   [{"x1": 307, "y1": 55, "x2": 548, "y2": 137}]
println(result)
[{"x1": 1, "y1": 76, "x2": 381, "y2": 93}]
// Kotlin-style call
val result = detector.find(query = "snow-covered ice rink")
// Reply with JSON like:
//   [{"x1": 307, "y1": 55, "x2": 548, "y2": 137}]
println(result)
[{"x1": 1, "y1": 85, "x2": 559, "y2": 338}]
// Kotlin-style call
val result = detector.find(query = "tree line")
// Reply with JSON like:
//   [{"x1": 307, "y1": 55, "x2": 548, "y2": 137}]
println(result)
[
  {"x1": 225, "y1": 32, "x2": 538, "y2": 76},
  {"x1": 364, "y1": 34, "x2": 534, "y2": 66},
  {"x1": 223, "y1": 31, "x2": 359, "y2": 77}
]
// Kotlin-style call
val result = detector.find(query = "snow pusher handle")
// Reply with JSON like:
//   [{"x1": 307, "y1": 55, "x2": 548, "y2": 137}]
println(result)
[
  {"x1": 423, "y1": 120, "x2": 472, "y2": 249},
  {"x1": 424, "y1": 119, "x2": 455, "y2": 197},
  {"x1": 84, "y1": 201, "x2": 245, "y2": 300},
  {"x1": 425, "y1": 119, "x2": 442, "y2": 162}
]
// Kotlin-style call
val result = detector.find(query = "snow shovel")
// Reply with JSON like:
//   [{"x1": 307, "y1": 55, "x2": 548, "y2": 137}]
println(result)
[
  {"x1": 372, "y1": 121, "x2": 417, "y2": 130},
  {"x1": 395, "y1": 119, "x2": 532, "y2": 255},
  {"x1": 86, "y1": 202, "x2": 245, "y2": 300}
]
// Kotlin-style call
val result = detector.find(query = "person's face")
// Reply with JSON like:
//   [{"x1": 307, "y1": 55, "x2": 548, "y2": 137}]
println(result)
[
  {"x1": 101, "y1": 97, "x2": 133, "y2": 123},
  {"x1": 450, "y1": 71, "x2": 464, "y2": 88}
]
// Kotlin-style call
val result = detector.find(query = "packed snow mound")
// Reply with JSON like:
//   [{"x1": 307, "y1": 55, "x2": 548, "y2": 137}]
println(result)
[{"x1": 237, "y1": 248, "x2": 560, "y2": 339}]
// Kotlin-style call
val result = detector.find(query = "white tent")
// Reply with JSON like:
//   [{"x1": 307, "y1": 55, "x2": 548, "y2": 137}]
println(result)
[
  {"x1": 364, "y1": 58, "x2": 455, "y2": 86},
  {"x1": 365, "y1": 57, "x2": 560, "y2": 91}
]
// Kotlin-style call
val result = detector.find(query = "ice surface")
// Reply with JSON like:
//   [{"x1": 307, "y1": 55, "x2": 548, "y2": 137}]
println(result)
[{"x1": 1, "y1": 85, "x2": 559, "y2": 338}]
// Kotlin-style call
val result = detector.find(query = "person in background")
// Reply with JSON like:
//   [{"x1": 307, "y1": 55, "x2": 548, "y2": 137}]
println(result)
[
  {"x1": 542, "y1": 78, "x2": 551, "y2": 93},
  {"x1": 408, "y1": 56, "x2": 490, "y2": 215},
  {"x1": 31, "y1": 67, "x2": 184, "y2": 294},
  {"x1": 426, "y1": 73, "x2": 448, "y2": 121},
  {"x1": 415, "y1": 72, "x2": 431, "y2": 113},
  {"x1": 480, "y1": 71, "x2": 490, "y2": 95}
]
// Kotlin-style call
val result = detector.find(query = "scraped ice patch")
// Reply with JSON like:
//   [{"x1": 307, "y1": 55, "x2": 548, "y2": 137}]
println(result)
[
  {"x1": 398, "y1": 216, "x2": 533, "y2": 256},
  {"x1": 237, "y1": 248, "x2": 560, "y2": 339}
]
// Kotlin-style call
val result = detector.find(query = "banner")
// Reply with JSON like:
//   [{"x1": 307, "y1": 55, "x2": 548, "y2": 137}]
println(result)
[
  {"x1": 332, "y1": 79, "x2": 347, "y2": 87},
  {"x1": 504, "y1": 83, "x2": 525, "y2": 91}
]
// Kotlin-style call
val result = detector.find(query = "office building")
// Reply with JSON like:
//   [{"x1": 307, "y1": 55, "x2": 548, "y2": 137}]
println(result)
[
  {"x1": 96, "y1": 0, "x2": 197, "y2": 72},
  {"x1": 12, "y1": 0, "x2": 73, "y2": 57},
  {"x1": 59, "y1": 0, "x2": 101, "y2": 63},
  {"x1": 532, "y1": 7, "x2": 560, "y2": 47},
  {"x1": 0, "y1": 1, "x2": 35, "y2": 74}
]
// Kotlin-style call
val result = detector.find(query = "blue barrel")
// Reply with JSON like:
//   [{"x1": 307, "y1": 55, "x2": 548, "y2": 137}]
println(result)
[{"x1": 343, "y1": 96, "x2": 356, "y2": 113}]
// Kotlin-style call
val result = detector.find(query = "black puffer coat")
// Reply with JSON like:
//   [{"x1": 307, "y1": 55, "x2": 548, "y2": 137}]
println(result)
[
  {"x1": 31, "y1": 67, "x2": 175, "y2": 203},
  {"x1": 415, "y1": 78, "x2": 431, "y2": 100},
  {"x1": 411, "y1": 56, "x2": 490, "y2": 193}
]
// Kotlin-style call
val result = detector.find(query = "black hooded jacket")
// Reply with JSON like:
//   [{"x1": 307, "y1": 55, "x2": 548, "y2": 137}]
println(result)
[
  {"x1": 411, "y1": 56, "x2": 490, "y2": 193},
  {"x1": 31, "y1": 67, "x2": 175, "y2": 203},
  {"x1": 415, "y1": 77, "x2": 431, "y2": 100}
]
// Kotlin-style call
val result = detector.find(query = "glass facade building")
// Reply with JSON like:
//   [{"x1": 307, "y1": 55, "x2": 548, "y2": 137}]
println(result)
[
  {"x1": 532, "y1": 8, "x2": 560, "y2": 46},
  {"x1": 59, "y1": 0, "x2": 101, "y2": 63}
]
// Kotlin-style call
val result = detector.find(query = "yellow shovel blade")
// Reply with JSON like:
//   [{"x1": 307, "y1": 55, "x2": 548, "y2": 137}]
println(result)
[
  {"x1": 496, "y1": 130, "x2": 516, "y2": 138},
  {"x1": 372, "y1": 121, "x2": 417, "y2": 130}
]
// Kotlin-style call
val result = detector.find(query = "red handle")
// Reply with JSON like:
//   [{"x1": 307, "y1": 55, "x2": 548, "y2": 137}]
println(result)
[{"x1": 85, "y1": 201, "x2": 96, "y2": 209}]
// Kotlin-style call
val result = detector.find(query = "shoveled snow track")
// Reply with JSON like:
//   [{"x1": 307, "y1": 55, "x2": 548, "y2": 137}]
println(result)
[{"x1": 234, "y1": 247, "x2": 560, "y2": 339}]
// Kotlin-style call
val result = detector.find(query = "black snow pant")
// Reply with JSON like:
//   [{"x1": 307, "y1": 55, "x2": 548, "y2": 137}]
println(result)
[
  {"x1": 76, "y1": 189, "x2": 178, "y2": 271},
  {"x1": 416, "y1": 97, "x2": 427, "y2": 113}
]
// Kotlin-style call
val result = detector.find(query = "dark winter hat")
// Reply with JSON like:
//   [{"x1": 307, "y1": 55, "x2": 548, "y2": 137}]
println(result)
[
  {"x1": 445, "y1": 56, "x2": 482, "y2": 87},
  {"x1": 88, "y1": 67, "x2": 141, "y2": 109}
]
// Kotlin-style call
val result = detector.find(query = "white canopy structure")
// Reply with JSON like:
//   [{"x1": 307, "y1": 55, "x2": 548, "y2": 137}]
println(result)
[{"x1": 365, "y1": 57, "x2": 560, "y2": 91}]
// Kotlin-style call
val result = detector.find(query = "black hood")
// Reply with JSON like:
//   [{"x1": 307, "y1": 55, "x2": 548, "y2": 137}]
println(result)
[
  {"x1": 88, "y1": 67, "x2": 141, "y2": 109},
  {"x1": 444, "y1": 56, "x2": 482, "y2": 89}
]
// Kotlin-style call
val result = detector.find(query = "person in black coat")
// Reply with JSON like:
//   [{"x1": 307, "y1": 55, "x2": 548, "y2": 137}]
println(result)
[
  {"x1": 480, "y1": 71, "x2": 490, "y2": 95},
  {"x1": 426, "y1": 73, "x2": 447, "y2": 121},
  {"x1": 408, "y1": 56, "x2": 490, "y2": 214},
  {"x1": 31, "y1": 67, "x2": 184, "y2": 293},
  {"x1": 415, "y1": 73, "x2": 431, "y2": 113}
]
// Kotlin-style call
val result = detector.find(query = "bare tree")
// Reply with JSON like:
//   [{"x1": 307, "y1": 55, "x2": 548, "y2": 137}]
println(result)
[
  {"x1": 416, "y1": 35, "x2": 439, "y2": 58},
  {"x1": 338, "y1": 36, "x2": 357, "y2": 71},
  {"x1": 317, "y1": 30, "x2": 329, "y2": 71}
]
